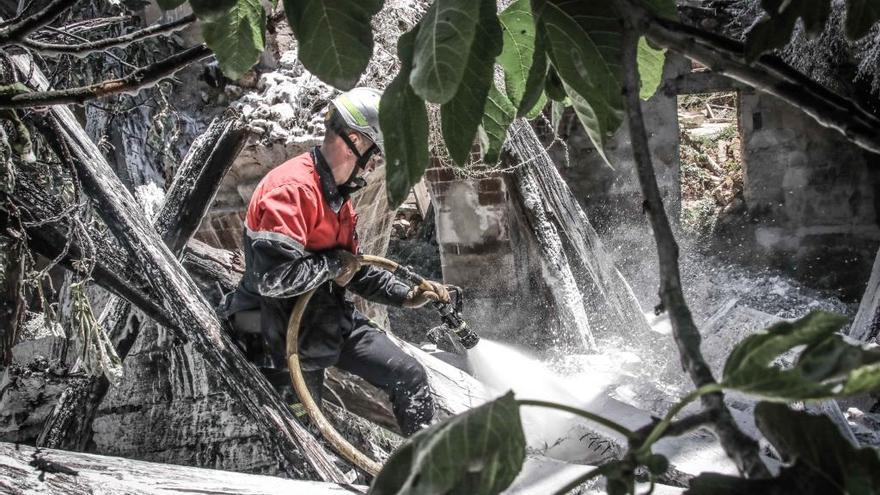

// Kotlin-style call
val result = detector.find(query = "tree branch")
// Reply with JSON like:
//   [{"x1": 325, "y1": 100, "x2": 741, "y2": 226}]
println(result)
[
  {"x1": 622, "y1": 0, "x2": 880, "y2": 155},
  {"x1": 0, "y1": 44, "x2": 212, "y2": 109},
  {"x1": 618, "y1": 20, "x2": 771, "y2": 479},
  {"x1": 22, "y1": 14, "x2": 196, "y2": 57},
  {"x1": 0, "y1": 0, "x2": 73, "y2": 46}
]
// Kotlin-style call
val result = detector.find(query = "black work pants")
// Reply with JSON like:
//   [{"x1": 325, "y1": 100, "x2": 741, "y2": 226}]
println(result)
[
  {"x1": 249, "y1": 320, "x2": 434, "y2": 436},
  {"x1": 334, "y1": 323, "x2": 434, "y2": 436}
]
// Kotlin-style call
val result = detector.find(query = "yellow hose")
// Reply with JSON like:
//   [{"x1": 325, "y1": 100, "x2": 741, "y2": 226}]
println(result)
[{"x1": 285, "y1": 255, "x2": 430, "y2": 476}]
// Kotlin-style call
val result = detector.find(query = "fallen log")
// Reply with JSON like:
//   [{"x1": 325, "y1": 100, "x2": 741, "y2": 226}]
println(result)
[
  {"x1": 0, "y1": 442, "x2": 366, "y2": 495},
  {"x1": 850, "y1": 246, "x2": 880, "y2": 344},
  {"x1": 506, "y1": 119, "x2": 656, "y2": 343},
  {"x1": 38, "y1": 114, "x2": 249, "y2": 452},
  {"x1": 11, "y1": 53, "x2": 346, "y2": 482}
]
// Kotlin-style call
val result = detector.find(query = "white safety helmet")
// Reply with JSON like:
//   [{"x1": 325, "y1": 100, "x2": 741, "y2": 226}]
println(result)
[{"x1": 329, "y1": 87, "x2": 384, "y2": 154}]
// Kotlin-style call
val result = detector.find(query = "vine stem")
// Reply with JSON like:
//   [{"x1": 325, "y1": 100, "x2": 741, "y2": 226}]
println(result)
[
  {"x1": 0, "y1": 45, "x2": 212, "y2": 108},
  {"x1": 517, "y1": 399, "x2": 636, "y2": 441},
  {"x1": 617, "y1": 15, "x2": 770, "y2": 478},
  {"x1": 636, "y1": 383, "x2": 723, "y2": 453}
]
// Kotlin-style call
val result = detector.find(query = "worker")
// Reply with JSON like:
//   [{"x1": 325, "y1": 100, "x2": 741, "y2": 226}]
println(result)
[{"x1": 220, "y1": 87, "x2": 448, "y2": 436}]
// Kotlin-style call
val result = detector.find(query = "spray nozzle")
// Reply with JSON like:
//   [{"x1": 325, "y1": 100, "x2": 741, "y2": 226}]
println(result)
[
  {"x1": 396, "y1": 265, "x2": 481, "y2": 350},
  {"x1": 431, "y1": 286, "x2": 480, "y2": 350}
]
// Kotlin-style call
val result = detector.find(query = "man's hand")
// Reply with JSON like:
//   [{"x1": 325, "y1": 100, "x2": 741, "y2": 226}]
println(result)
[
  {"x1": 403, "y1": 280, "x2": 451, "y2": 308},
  {"x1": 330, "y1": 250, "x2": 361, "y2": 287}
]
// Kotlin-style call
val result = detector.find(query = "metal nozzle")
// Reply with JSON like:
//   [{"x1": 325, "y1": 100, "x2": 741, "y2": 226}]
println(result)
[{"x1": 453, "y1": 322, "x2": 480, "y2": 349}]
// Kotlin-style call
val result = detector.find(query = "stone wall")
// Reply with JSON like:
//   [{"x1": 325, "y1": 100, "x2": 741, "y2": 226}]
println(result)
[
  {"x1": 425, "y1": 159, "x2": 529, "y2": 342},
  {"x1": 738, "y1": 92, "x2": 880, "y2": 298}
]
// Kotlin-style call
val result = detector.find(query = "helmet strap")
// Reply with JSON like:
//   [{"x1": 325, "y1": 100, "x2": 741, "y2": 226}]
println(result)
[{"x1": 338, "y1": 128, "x2": 379, "y2": 177}]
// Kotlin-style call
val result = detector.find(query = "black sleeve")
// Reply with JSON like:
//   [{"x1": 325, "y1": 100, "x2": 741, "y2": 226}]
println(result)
[
  {"x1": 347, "y1": 265, "x2": 411, "y2": 306},
  {"x1": 249, "y1": 234, "x2": 346, "y2": 298}
]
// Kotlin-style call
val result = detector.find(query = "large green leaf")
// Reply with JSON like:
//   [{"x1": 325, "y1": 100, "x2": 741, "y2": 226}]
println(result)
[
  {"x1": 550, "y1": 99, "x2": 566, "y2": 132},
  {"x1": 721, "y1": 311, "x2": 880, "y2": 400},
  {"x1": 846, "y1": 0, "x2": 880, "y2": 39},
  {"x1": 745, "y1": 0, "x2": 832, "y2": 61},
  {"x1": 562, "y1": 80, "x2": 613, "y2": 167},
  {"x1": 479, "y1": 84, "x2": 517, "y2": 164},
  {"x1": 202, "y1": 0, "x2": 266, "y2": 80},
  {"x1": 544, "y1": 65, "x2": 566, "y2": 102},
  {"x1": 524, "y1": 91, "x2": 548, "y2": 119},
  {"x1": 410, "y1": 0, "x2": 482, "y2": 104},
  {"x1": 637, "y1": 37, "x2": 665, "y2": 100},
  {"x1": 687, "y1": 402, "x2": 880, "y2": 495},
  {"x1": 283, "y1": 0, "x2": 383, "y2": 90},
  {"x1": 440, "y1": 0, "x2": 503, "y2": 166},
  {"x1": 497, "y1": 0, "x2": 547, "y2": 117},
  {"x1": 380, "y1": 27, "x2": 430, "y2": 209},
  {"x1": 532, "y1": 0, "x2": 624, "y2": 167},
  {"x1": 640, "y1": 0, "x2": 678, "y2": 20},
  {"x1": 369, "y1": 392, "x2": 526, "y2": 495}
]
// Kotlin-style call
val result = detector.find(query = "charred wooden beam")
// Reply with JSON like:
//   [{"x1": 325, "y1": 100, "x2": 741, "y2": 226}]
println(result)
[
  {"x1": 0, "y1": 442, "x2": 367, "y2": 495},
  {"x1": 10, "y1": 54, "x2": 348, "y2": 483},
  {"x1": 37, "y1": 115, "x2": 250, "y2": 452}
]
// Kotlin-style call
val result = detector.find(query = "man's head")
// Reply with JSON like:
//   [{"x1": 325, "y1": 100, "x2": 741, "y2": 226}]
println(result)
[{"x1": 322, "y1": 87, "x2": 384, "y2": 185}]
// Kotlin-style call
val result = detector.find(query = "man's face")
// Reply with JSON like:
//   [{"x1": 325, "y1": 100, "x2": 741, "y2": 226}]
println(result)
[{"x1": 344, "y1": 131, "x2": 383, "y2": 179}]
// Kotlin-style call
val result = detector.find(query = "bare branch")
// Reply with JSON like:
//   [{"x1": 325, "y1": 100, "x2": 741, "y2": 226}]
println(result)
[
  {"x1": 0, "y1": 0, "x2": 74, "y2": 47},
  {"x1": 618, "y1": 19, "x2": 771, "y2": 478},
  {"x1": 22, "y1": 14, "x2": 196, "y2": 57},
  {"x1": 0, "y1": 44, "x2": 212, "y2": 108},
  {"x1": 621, "y1": 0, "x2": 880, "y2": 155}
]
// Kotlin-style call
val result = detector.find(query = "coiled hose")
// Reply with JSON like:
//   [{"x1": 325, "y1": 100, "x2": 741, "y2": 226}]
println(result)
[{"x1": 285, "y1": 255, "x2": 436, "y2": 476}]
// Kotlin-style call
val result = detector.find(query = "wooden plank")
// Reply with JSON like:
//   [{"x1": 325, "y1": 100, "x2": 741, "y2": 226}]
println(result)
[{"x1": 411, "y1": 179, "x2": 431, "y2": 218}]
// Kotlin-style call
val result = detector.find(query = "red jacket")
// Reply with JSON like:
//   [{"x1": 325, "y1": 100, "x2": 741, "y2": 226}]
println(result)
[{"x1": 246, "y1": 150, "x2": 359, "y2": 254}]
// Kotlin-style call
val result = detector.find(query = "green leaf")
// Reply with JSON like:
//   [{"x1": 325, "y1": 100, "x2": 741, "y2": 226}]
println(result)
[
  {"x1": 532, "y1": 0, "x2": 624, "y2": 166},
  {"x1": 524, "y1": 91, "x2": 548, "y2": 119},
  {"x1": 156, "y1": 0, "x2": 187, "y2": 10},
  {"x1": 283, "y1": 0, "x2": 383, "y2": 90},
  {"x1": 380, "y1": 27, "x2": 430, "y2": 209},
  {"x1": 721, "y1": 311, "x2": 880, "y2": 400},
  {"x1": 479, "y1": 84, "x2": 517, "y2": 164},
  {"x1": 369, "y1": 391, "x2": 526, "y2": 495},
  {"x1": 562, "y1": 80, "x2": 613, "y2": 167},
  {"x1": 440, "y1": 0, "x2": 503, "y2": 166},
  {"x1": 686, "y1": 402, "x2": 880, "y2": 495},
  {"x1": 410, "y1": 0, "x2": 482, "y2": 103},
  {"x1": 846, "y1": 0, "x2": 880, "y2": 40},
  {"x1": 202, "y1": 0, "x2": 266, "y2": 80},
  {"x1": 637, "y1": 37, "x2": 665, "y2": 100},
  {"x1": 497, "y1": 0, "x2": 547, "y2": 117},
  {"x1": 544, "y1": 65, "x2": 566, "y2": 102},
  {"x1": 190, "y1": 0, "x2": 238, "y2": 20},
  {"x1": 550, "y1": 99, "x2": 566, "y2": 132},
  {"x1": 745, "y1": 0, "x2": 832, "y2": 61},
  {"x1": 640, "y1": 0, "x2": 678, "y2": 20}
]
